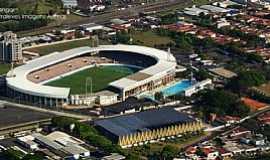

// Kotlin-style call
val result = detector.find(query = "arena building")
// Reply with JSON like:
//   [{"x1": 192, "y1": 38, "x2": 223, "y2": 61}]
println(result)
[
  {"x1": 95, "y1": 107, "x2": 203, "y2": 148},
  {"x1": 5, "y1": 45, "x2": 178, "y2": 107}
]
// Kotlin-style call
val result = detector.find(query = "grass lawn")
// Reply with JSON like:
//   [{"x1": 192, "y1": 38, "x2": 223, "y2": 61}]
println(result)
[
  {"x1": 127, "y1": 132, "x2": 207, "y2": 159},
  {"x1": 65, "y1": 14, "x2": 88, "y2": 23},
  {"x1": 46, "y1": 65, "x2": 139, "y2": 94},
  {"x1": 14, "y1": 0, "x2": 63, "y2": 15},
  {"x1": 0, "y1": 64, "x2": 11, "y2": 75},
  {"x1": 26, "y1": 39, "x2": 110, "y2": 56},
  {"x1": 26, "y1": 39, "x2": 93, "y2": 55},
  {"x1": 131, "y1": 30, "x2": 173, "y2": 47}
]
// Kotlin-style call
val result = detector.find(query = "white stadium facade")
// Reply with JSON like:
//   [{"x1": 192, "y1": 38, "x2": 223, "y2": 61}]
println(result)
[{"x1": 6, "y1": 45, "x2": 177, "y2": 107}]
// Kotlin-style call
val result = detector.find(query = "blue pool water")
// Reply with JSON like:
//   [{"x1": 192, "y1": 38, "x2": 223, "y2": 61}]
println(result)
[{"x1": 162, "y1": 80, "x2": 192, "y2": 97}]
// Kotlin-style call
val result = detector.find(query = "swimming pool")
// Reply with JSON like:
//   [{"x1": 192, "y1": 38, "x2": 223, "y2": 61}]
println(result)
[{"x1": 162, "y1": 80, "x2": 192, "y2": 97}]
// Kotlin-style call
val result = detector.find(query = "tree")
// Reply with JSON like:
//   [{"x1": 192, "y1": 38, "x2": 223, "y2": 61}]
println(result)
[
  {"x1": 2, "y1": 149, "x2": 43, "y2": 160},
  {"x1": 160, "y1": 14, "x2": 179, "y2": 25},
  {"x1": 262, "y1": 65, "x2": 270, "y2": 81},
  {"x1": 51, "y1": 117, "x2": 77, "y2": 131},
  {"x1": 227, "y1": 70, "x2": 266, "y2": 94},
  {"x1": 195, "y1": 89, "x2": 249, "y2": 118},
  {"x1": 214, "y1": 137, "x2": 225, "y2": 146},
  {"x1": 113, "y1": 31, "x2": 131, "y2": 44},
  {"x1": 0, "y1": 0, "x2": 10, "y2": 8},
  {"x1": 195, "y1": 148, "x2": 206, "y2": 157},
  {"x1": 2, "y1": 149, "x2": 23, "y2": 160},
  {"x1": 230, "y1": 103, "x2": 250, "y2": 117},
  {"x1": 216, "y1": 27, "x2": 265, "y2": 48},
  {"x1": 51, "y1": 117, "x2": 121, "y2": 153},
  {"x1": 125, "y1": 153, "x2": 141, "y2": 160},
  {"x1": 246, "y1": 53, "x2": 264, "y2": 63},
  {"x1": 242, "y1": 119, "x2": 260, "y2": 132},
  {"x1": 22, "y1": 154, "x2": 43, "y2": 160},
  {"x1": 0, "y1": 19, "x2": 49, "y2": 32},
  {"x1": 174, "y1": 35, "x2": 192, "y2": 50},
  {"x1": 154, "y1": 92, "x2": 164, "y2": 101},
  {"x1": 195, "y1": 69, "x2": 212, "y2": 81},
  {"x1": 197, "y1": 89, "x2": 238, "y2": 115},
  {"x1": 161, "y1": 145, "x2": 178, "y2": 160}
]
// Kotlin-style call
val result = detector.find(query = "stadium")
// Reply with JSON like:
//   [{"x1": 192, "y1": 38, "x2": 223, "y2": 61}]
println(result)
[{"x1": 5, "y1": 44, "x2": 177, "y2": 107}]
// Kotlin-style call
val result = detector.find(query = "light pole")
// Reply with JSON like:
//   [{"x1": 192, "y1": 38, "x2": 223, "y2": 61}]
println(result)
[{"x1": 85, "y1": 77, "x2": 92, "y2": 97}]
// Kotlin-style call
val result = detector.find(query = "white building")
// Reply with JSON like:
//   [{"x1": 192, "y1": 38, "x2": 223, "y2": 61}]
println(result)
[
  {"x1": 212, "y1": 1, "x2": 239, "y2": 8},
  {"x1": 79, "y1": 23, "x2": 104, "y2": 33},
  {"x1": 231, "y1": 0, "x2": 248, "y2": 5},
  {"x1": 32, "y1": 131, "x2": 90, "y2": 159},
  {"x1": 95, "y1": 90, "x2": 118, "y2": 106},
  {"x1": 0, "y1": 31, "x2": 23, "y2": 63},
  {"x1": 102, "y1": 153, "x2": 126, "y2": 160},
  {"x1": 200, "y1": 5, "x2": 230, "y2": 13},
  {"x1": 110, "y1": 19, "x2": 131, "y2": 28},
  {"x1": 17, "y1": 135, "x2": 38, "y2": 150},
  {"x1": 184, "y1": 6, "x2": 209, "y2": 16},
  {"x1": 216, "y1": 19, "x2": 231, "y2": 28},
  {"x1": 62, "y1": 0, "x2": 78, "y2": 8},
  {"x1": 184, "y1": 79, "x2": 212, "y2": 96}
]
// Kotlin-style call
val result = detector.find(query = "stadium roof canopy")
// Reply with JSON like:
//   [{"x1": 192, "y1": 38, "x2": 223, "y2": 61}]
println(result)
[
  {"x1": 95, "y1": 107, "x2": 195, "y2": 137},
  {"x1": 6, "y1": 45, "x2": 177, "y2": 99}
]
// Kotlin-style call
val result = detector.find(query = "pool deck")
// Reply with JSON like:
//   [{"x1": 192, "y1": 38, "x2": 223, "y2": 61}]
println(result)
[
  {"x1": 137, "y1": 78, "x2": 185, "y2": 99},
  {"x1": 162, "y1": 79, "x2": 192, "y2": 97}
]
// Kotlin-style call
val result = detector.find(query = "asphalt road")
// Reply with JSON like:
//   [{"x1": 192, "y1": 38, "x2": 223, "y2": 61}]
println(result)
[
  {"x1": 18, "y1": 0, "x2": 191, "y2": 36},
  {"x1": 64, "y1": 0, "x2": 186, "y2": 26}
]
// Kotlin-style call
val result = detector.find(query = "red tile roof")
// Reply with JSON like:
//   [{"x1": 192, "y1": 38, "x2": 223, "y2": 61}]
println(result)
[
  {"x1": 241, "y1": 97, "x2": 267, "y2": 111},
  {"x1": 202, "y1": 146, "x2": 216, "y2": 155},
  {"x1": 218, "y1": 116, "x2": 241, "y2": 123},
  {"x1": 186, "y1": 146, "x2": 197, "y2": 155}
]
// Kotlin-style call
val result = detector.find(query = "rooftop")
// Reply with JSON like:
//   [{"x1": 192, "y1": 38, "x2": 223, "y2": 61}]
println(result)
[
  {"x1": 32, "y1": 131, "x2": 89, "y2": 157},
  {"x1": 62, "y1": 0, "x2": 78, "y2": 6},
  {"x1": 200, "y1": 5, "x2": 230, "y2": 13},
  {"x1": 209, "y1": 67, "x2": 237, "y2": 79},
  {"x1": 0, "y1": 105, "x2": 53, "y2": 130},
  {"x1": 102, "y1": 97, "x2": 158, "y2": 115},
  {"x1": 111, "y1": 19, "x2": 128, "y2": 25},
  {"x1": 95, "y1": 107, "x2": 195, "y2": 137},
  {"x1": 126, "y1": 72, "x2": 152, "y2": 81},
  {"x1": 33, "y1": 133, "x2": 63, "y2": 150},
  {"x1": 62, "y1": 145, "x2": 89, "y2": 155},
  {"x1": 79, "y1": 23, "x2": 103, "y2": 29},
  {"x1": 241, "y1": 97, "x2": 267, "y2": 111},
  {"x1": 95, "y1": 90, "x2": 118, "y2": 97},
  {"x1": 102, "y1": 153, "x2": 126, "y2": 160}
]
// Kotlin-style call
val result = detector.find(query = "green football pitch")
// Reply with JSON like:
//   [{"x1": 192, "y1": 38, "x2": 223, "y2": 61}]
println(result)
[{"x1": 46, "y1": 65, "x2": 139, "y2": 94}]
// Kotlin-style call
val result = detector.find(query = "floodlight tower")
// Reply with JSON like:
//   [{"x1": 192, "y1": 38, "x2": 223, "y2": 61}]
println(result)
[
  {"x1": 96, "y1": 35, "x2": 99, "y2": 47},
  {"x1": 85, "y1": 77, "x2": 92, "y2": 97},
  {"x1": 91, "y1": 35, "x2": 99, "y2": 47},
  {"x1": 91, "y1": 36, "x2": 99, "y2": 55},
  {"x1": 167, "y1": 47, "x2": 171, "y2": 62},
  {"x1": 6, "y1": 62, "x2": 15, "y2": 78},
  {"x1": 190, "y1": 61, "x2": 196, "y2": 85}
]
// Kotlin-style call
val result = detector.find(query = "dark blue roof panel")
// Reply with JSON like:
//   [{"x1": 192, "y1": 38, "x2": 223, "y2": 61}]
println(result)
[{"x1": 95, "y1": 107, "x2": 195, "y2": 137}]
